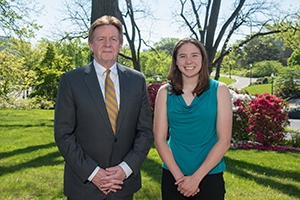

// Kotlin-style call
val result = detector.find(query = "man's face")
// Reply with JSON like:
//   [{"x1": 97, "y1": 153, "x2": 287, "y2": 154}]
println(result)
[{"x1": 88, "y1": 25, "x2": 122, "y2": 68}]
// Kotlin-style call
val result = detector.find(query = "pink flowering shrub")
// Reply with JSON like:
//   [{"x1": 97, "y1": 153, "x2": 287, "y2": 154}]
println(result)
[
  {"x1": 233, "y1": 92, "x2": 290, "y2": 146},
  {"x1": 248, "y1": 93, "x2": 290, "y2": 145},
  {"x1": 147, "y1": 83, "x2": 163, "y2": 119},
  {"x1": 232, "y1": 98, "x2": 252, "y2": 142}
]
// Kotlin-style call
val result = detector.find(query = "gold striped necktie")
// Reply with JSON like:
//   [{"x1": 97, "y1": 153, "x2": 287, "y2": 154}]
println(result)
[{"x1": 105, "y1": 69, "x2": 118, "y2": 134}]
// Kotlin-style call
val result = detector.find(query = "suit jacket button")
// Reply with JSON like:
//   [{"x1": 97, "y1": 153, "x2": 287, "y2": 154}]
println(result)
[{"x1": 115, "y1": 138, "x2": 117, "y2": 142}]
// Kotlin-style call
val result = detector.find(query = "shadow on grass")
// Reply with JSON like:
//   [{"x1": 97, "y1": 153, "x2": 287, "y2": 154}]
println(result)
[
  {"x1": 141, "y1": 155, "x2": 162, "y2": 185},
  {"x1": 0, "y1": 123, "x2": 53, "y2": 128},
  {"x1": 141, "y1": 144, "x2": 162, "y2": 184},
  {"x1": 0, "y1": 142, "x2": 57, "y2": 159},
  {"x1": 0, "y1": 142, "x2": 63, "y2": 176},
  {"x1": 225, "y1": 156, "x2": 300, "y2": 199}
]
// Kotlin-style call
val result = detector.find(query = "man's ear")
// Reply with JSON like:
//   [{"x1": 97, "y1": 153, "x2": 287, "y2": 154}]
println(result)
[{"x1": 119, "y1": 43, "x2": 123, "y2": 52}]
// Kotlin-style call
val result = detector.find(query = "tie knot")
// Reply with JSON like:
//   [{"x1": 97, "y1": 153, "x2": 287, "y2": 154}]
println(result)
[{"x1": 106, "y1": 69, "x2": 111, "y2": 76}]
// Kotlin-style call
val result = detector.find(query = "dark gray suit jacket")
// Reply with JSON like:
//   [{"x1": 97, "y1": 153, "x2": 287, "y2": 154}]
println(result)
[{"x1": 54, "y1": 62, "x2": 153, "y2": 200}]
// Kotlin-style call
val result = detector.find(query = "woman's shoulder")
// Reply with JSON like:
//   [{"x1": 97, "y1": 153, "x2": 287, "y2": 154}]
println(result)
[
  {"x1": 209, "y1": 79, "x2": 228, "y2": 88},
  {"x1": 157, "y1": 83, "x2": 173, "y2": 97},
  {"x1": 217, "y1": 81, "x2": 230, "y2": 96},
  {"x1": 158, "y1": 83, "x2": 169, "y2": 93},
  {"x1": 155, "y1": 84, "x2": 169, "y2": 104}
]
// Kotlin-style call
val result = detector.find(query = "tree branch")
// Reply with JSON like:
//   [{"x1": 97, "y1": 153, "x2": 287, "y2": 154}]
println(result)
[
  {"x1": 213, "y1": 0, "x2": 245, "y2": 54},
  {"x1": 213, "y1": 29, "x2": 286, "y2": 66},
  {"x1": 179, "y1": 0, "x2": 199, "y2": 40}
]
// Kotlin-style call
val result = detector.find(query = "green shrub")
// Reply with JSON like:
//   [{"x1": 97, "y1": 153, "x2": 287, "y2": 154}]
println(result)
[
  {"x1": 250, "y1": 60, "x2": 281, "y2": 78},
  {"x1": 275, "y1": 86, "x2": 300, "y2": 99},
  {"x1": 290, "y1": 132, "x2": 300, "y2": 148},
  {"x1": 0, "y1": 96, "x2": 54, "y2": 109}
]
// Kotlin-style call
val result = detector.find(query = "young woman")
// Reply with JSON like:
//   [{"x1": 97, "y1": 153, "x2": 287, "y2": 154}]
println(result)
[{"x1": 153, "y1": 38, "x2": 232, "y2": 199}]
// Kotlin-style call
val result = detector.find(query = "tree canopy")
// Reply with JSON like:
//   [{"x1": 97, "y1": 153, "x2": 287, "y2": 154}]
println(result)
[{"x1": 0, "y1": 0, "x2": 41, "y2": 38}]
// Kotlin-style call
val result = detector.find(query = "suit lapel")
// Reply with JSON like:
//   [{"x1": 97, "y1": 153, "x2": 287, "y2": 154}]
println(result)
[
  {"x1": 117, "y1": 64, "x2": 130, "y2": 135},
  {"x1": 82, "y1": 63, "x2": 113, "y2": 134}
]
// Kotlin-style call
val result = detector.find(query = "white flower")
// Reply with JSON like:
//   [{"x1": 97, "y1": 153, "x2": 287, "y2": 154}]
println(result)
[{"x1": 230, "y1": 89, "x2": 254, "y2": 109}]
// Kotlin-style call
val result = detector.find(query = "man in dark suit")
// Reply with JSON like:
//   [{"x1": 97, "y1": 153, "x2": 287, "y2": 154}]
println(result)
[{"x1": 54, "y1": 15, "x2": 153, "y2": 200}]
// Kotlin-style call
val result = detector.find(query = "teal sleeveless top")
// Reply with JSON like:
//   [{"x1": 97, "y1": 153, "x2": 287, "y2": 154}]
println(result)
[{"x1": 162, "y1": 79, "x2": 226, "y2": 175}]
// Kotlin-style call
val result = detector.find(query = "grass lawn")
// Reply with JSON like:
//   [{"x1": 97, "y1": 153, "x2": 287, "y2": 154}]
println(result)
[
  {"x1": 241, "y1": 84, "x2": 273, "y2": 96},
  {"x1": 0, "y1": 109, "x2": 299, "y2": 200},
  {"x1": 218, "y1": 76, "x2": 236, "y2": 86}
]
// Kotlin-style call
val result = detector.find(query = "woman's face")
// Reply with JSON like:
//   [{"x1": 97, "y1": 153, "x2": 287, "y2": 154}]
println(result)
[{"x1": 176, "y1": 42, "x2": 202, "y2": 78}]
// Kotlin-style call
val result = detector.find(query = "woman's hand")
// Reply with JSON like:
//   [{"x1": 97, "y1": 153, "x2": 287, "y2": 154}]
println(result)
[{"x1": 175, "y1": 175, "x2": 200, "y2": 197}]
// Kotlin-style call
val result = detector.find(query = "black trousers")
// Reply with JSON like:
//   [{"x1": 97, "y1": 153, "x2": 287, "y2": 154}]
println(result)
[
  {"x1": 68, "y1": 193, "x2": 133, "y2": 200},
  {"x1": 105, "y1": 193, "x2": 133, "y2": 200},
  {"x1": 161, "y1": 168, "x2": 225, "y2": 200}
]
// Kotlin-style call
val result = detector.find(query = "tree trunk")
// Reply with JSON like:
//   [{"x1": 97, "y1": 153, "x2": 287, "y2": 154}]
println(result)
[
  {"x1": 91, "y1": 0, "x2": 121, "y2": 24},
  {"x1": 205, "y1": 0, "x2": 221, "y2": 74}
]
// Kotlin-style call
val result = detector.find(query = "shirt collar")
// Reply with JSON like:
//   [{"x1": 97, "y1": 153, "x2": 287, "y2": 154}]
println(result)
[{"x1": 93, "y1": 59, "x2": 118, "y2": 76}]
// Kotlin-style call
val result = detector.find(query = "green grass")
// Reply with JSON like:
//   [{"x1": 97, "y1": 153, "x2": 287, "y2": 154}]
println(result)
[
  {"x1": 241, "y1": 84, "x2": 273, "y2": 95},
  {"x1": 219, "y1": 76, "x2": 236, "y2": 86},
  {"x1": 224, "y1": 150, "x2": 300, "y2": 200},
  {"x1": 0, "y1": 109, "x2": 299, "y2": 200},
  {"x1": 0, "y1": 109, "x2": 63, "y2": 199}
]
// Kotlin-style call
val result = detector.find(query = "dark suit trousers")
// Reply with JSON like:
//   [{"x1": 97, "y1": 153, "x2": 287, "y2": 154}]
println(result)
[{"x1": 68, "y1": 193, "x2": 133, "y2": 200}]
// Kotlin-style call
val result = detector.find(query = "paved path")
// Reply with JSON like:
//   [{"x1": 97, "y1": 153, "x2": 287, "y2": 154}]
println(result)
[
  {"x1": 288, "y1": 119, "x2": 300, "y2": 131},
  {"x1": 228, "y1": 75, "x2": 258, "y2": 90}
]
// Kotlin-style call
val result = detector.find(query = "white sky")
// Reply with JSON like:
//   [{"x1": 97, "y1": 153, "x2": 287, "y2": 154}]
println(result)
[{"x1": 34, "y1": 0, "x2": 300, "y2": 46}]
